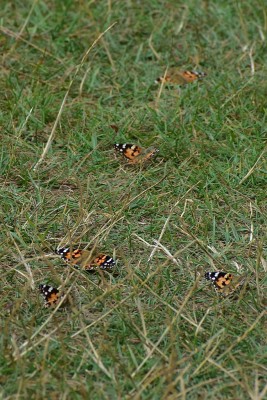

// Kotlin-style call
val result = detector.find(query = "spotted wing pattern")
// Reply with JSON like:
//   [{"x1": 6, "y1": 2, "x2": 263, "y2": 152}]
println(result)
[
  {"x1": 114, "y1": 144, "x2": 142, "y2": 161},
  {"x1": 205, "y1": 271, "x2": 246, "y2": 296},
  {"x1": 84, "y1": 254, "x2": 115, "y2": 271},
  {"x1": 39, "y1": 284, "x2": 61, "y2": 308},
  {"x1": 56, "y1": 247, "x2": 115, "y2": 272},
  {"x1": 114, "y1": 143, "x2": 158, "y2": 164}
]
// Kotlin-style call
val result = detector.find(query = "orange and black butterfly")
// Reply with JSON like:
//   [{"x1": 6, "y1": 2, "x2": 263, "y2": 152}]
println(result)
[
  {"x1": 39, "y1": 284, "x2": 63, "y2": 308},
  {"x1": 205, "y1": 271, "x2": 246, "y2": 296},
  {"x1": 56, "y1": 247, "x2": 115, "y2": 272},
  {"x1": 114, "y1": 143, "x2": 158, "y2": 164},
  {"x1": 155, "y1": 70, "x2": 206, "y2": 85}
]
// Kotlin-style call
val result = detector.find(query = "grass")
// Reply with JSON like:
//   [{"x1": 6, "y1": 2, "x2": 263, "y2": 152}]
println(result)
[{"x1": 1, "y1": 0, "x2": 267, "y2": 398}]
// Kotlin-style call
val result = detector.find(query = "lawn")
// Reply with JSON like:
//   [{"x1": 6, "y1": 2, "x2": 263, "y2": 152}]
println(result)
[{"x1": 1, "y1": 1, "x2": 266, "y2": 399}]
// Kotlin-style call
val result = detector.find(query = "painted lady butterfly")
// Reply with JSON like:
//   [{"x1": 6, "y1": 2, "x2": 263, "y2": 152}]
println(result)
[
  {"x1": 156, "y1": 70, "x2": 206, "y2": 85},
  {"x1": 56, "y1": 247, "x2": 115, "y2": 272},
  {"x1": 114, "y1": 143, "x2": 158, "y2": 164},
  {"x1": 205, "y1": 271, "x2": 246, "y2": 296},
  {"x1": 39, "y1": 284, "x2": 62, "y2": 308}
]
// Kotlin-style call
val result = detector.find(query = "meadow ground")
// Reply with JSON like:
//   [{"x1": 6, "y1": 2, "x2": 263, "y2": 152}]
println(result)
[{"x1": 1, "y1": 1, "x2": 267, "y2": 399}]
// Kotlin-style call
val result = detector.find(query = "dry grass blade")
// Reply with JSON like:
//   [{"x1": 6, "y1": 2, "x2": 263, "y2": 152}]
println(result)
[
  {"x1": 238, "y1": 145, "x2": 267, "y2": 185},
  {"x1": 10, "y1": 234, "x2": 35, "y2": 290},
  {"x1": 131, "y1": 282, "x2": 198, "y2": 378},
  {"x1": 135, "y1": 298, "x2": 150, "y2": 356},
  {"x1": 33, "y1": 22, "x2": 117, "y2": 171},
  {"x1": 154, "y1": 66, "x2": 169, "y2": 110},
  {"x1": 0, "y1": 26, "x2": 63, "y2": 63},
  {"x1": 79, "y1": 317, "x2": 115, "y2": 381},
  {"x1": 149, "y1": 182, "x2": 200, "y2": 261},
  {"x1": 216, "y1": 310, "x2": 266, "y2": 362},
  {"x1": 14, "y1": 276, "x2": 76, "y2": 360}
]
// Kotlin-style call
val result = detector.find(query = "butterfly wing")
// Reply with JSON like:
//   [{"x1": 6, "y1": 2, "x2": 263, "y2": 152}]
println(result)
[
  {"x1": 156, "y1": 70, "x2": 206, "y2": 85},
  {"x1": 180, "y1": 70, "x2": 206, "y2": 83},
  {"x1": 39, "y1": 284, "x2": 61, "y2": 308},
  {"x1": 56, "y1": 246, "x2": 115, "y2": 272},
  {"x1": 221, "y1": 275, "x2": 247, "y2": 296},
  {"x1": 155, "y1": 74, "x2": 173, "y2": 84},
  {"x1": 205, "y1": 271, "x2": 246, "y2": 296},
  {"x1": 114, "y1": 144, "x2": 158, "y2": 164},
  {"x1": 56, "y1": 247, "x2": 83, "y2": 269},
  {"x1": 114, "y1": 144, "x2": 142, "y2": 161},
  {"x1": 83, "y1": 254, "x2": 116, "y2": 272},
  {"x1": 205, "y1": 271, "x2": 233, "y2": 294},
  {"x1": 135, "y1": 146, "x2": 159, "y2": 164}
]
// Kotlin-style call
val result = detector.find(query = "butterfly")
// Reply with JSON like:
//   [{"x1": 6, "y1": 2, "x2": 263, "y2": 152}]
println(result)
[
  {"x1": 204, "y1": 271, "x2": 246, "y2": 296},
  {"x1": 39, "y1": 284, "x2": 63, "y2": 308},
  {"x1": 155, "y1": 70, "x2": 206, "y2": 85},
  {"x1": 55, "y1": 247, "x2": 115, "y2": 272},
  {"x1": 114, "y1": 143, "x2": 159, "y2": 164}
]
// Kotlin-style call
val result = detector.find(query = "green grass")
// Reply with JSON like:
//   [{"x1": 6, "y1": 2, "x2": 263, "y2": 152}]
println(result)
[{"x1": 1, "y1": 0, "x2": 267, "y2": 398}]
